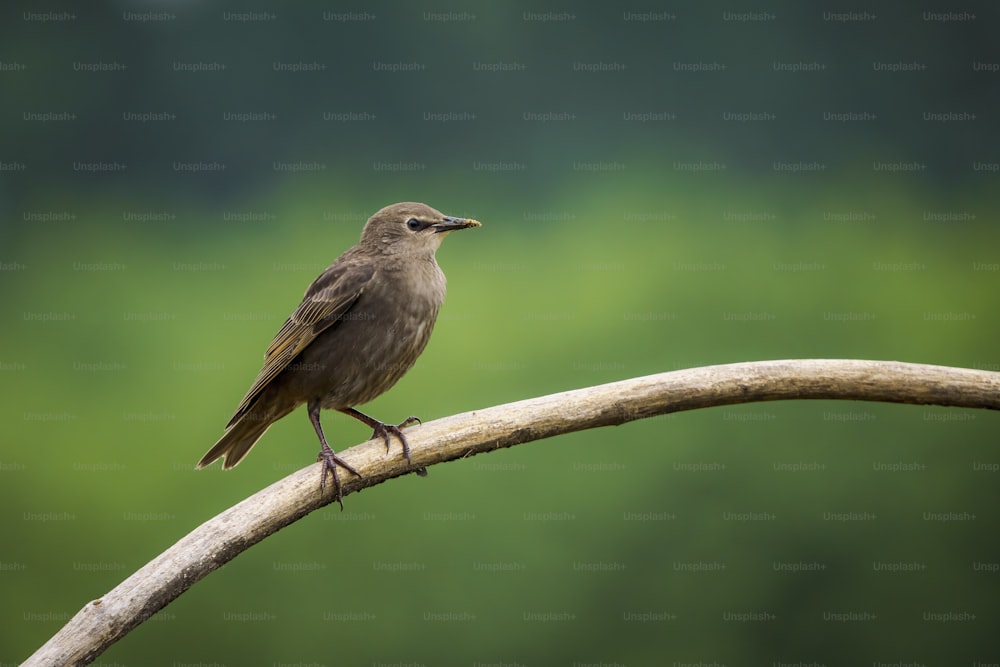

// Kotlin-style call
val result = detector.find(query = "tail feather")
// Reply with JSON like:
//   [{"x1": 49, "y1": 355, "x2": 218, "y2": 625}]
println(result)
[{"x1": 197, "y1": 415, "x2": 274, "y2": 470}]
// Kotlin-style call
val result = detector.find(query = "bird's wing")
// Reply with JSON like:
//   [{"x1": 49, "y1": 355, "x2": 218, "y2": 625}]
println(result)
[{"x1": 227, "y1": 259, "x2": 376, "y2": 425}]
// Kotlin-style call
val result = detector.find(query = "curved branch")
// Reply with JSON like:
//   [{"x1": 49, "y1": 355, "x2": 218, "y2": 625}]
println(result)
[{"x1": 22, "y1": 359, "x2": 1000, "y2": 666}]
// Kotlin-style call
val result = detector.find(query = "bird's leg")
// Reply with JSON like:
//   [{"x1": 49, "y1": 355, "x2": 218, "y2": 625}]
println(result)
[
  {"x1": 309, "y1": 401, "x2": 361, "y2": 510},
  {"x1": 338, "y1": 408, "x2": 426, "y2": 475}
]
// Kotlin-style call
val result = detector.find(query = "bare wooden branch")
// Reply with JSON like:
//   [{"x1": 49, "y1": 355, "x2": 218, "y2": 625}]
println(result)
[{"x1": 22, "y1": 359, "x2": 1000, "y2": 666}]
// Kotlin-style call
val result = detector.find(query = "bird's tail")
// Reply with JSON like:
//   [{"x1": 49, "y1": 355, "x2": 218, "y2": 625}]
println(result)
[{"x1": 197, "y1": 413, "x2": 276, "y2": 470}]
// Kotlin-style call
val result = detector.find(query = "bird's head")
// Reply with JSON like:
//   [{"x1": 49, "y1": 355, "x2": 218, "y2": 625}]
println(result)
[{"x1": 360, "y1": 202, "x2": 481, "y2": 256}]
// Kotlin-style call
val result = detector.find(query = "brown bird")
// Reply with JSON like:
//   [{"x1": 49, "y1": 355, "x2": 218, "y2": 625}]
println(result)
[{"x1": 197, "y1": 202, "x2": 481, "y2": 506}]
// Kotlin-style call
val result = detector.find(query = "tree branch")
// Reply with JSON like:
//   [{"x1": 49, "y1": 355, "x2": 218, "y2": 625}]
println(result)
[{"x1": 22, "y1": 359, "x2": 1000, "y2": 666}]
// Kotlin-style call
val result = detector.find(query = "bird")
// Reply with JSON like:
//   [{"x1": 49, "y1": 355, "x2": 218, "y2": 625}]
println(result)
[{"x1": 196, "y1": 202, "x2": 481, "y2": 506}]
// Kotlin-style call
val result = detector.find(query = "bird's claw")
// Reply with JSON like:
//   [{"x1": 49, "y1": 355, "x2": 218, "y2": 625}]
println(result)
[
  {"x1": 370, "y1": 416, "x2": 421, "y2": 460},
  {"x1": 369, "y1": 416, "x2": 427, "y2": 476},
  {"x1": 317, "y1": 443, "x2": 361, "y2": 510}
]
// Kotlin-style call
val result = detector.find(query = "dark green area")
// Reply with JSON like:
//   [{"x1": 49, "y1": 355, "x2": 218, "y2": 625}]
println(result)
[{"x1": 2, "y1": 2, "x2": 998, "y2": 665}]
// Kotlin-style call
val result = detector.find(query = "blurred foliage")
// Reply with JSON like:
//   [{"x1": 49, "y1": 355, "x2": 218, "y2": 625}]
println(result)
[{"x1": 2, "y1": 1, "x2": 999, "y2": 665}]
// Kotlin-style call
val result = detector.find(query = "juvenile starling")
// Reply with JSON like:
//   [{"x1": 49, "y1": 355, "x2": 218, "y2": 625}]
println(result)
[{"x1": 197, "y1": 202, "x2": 481, "y2": 505}]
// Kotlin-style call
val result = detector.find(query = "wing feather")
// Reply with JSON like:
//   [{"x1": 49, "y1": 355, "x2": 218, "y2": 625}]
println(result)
[{"x1": 227, "y1": 259, "x2": 375, "y2": 425}]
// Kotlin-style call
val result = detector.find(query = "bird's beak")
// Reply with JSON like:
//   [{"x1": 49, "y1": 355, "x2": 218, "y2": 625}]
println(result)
[{"x1": 432, "y1": 216, "x2": 482, "y2": 233}]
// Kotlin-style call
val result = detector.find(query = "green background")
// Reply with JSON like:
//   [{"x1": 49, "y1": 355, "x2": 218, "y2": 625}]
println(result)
[{"x1": 2, "y1": 2, "x2": 999, "y2": 665}]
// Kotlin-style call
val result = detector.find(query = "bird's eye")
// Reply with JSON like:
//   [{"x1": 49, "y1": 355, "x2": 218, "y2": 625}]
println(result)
[{"x1": 406, "y1": 218, "x2": 422, "y2": 231}]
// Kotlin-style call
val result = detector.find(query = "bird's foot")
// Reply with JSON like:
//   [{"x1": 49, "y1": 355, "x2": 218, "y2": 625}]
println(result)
[
  {"x1": 317, "y1": 442, "x2": 362, "y2": 510},
  {"x1": 370, "y1": 416, "x2": 420, "y2": 458},
  {"x1": 370, "y1": 416, "x2": 427, "y2": 476},
  {"x1": 338, "y1": 408, "x2": 427, "y2": 476}
]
